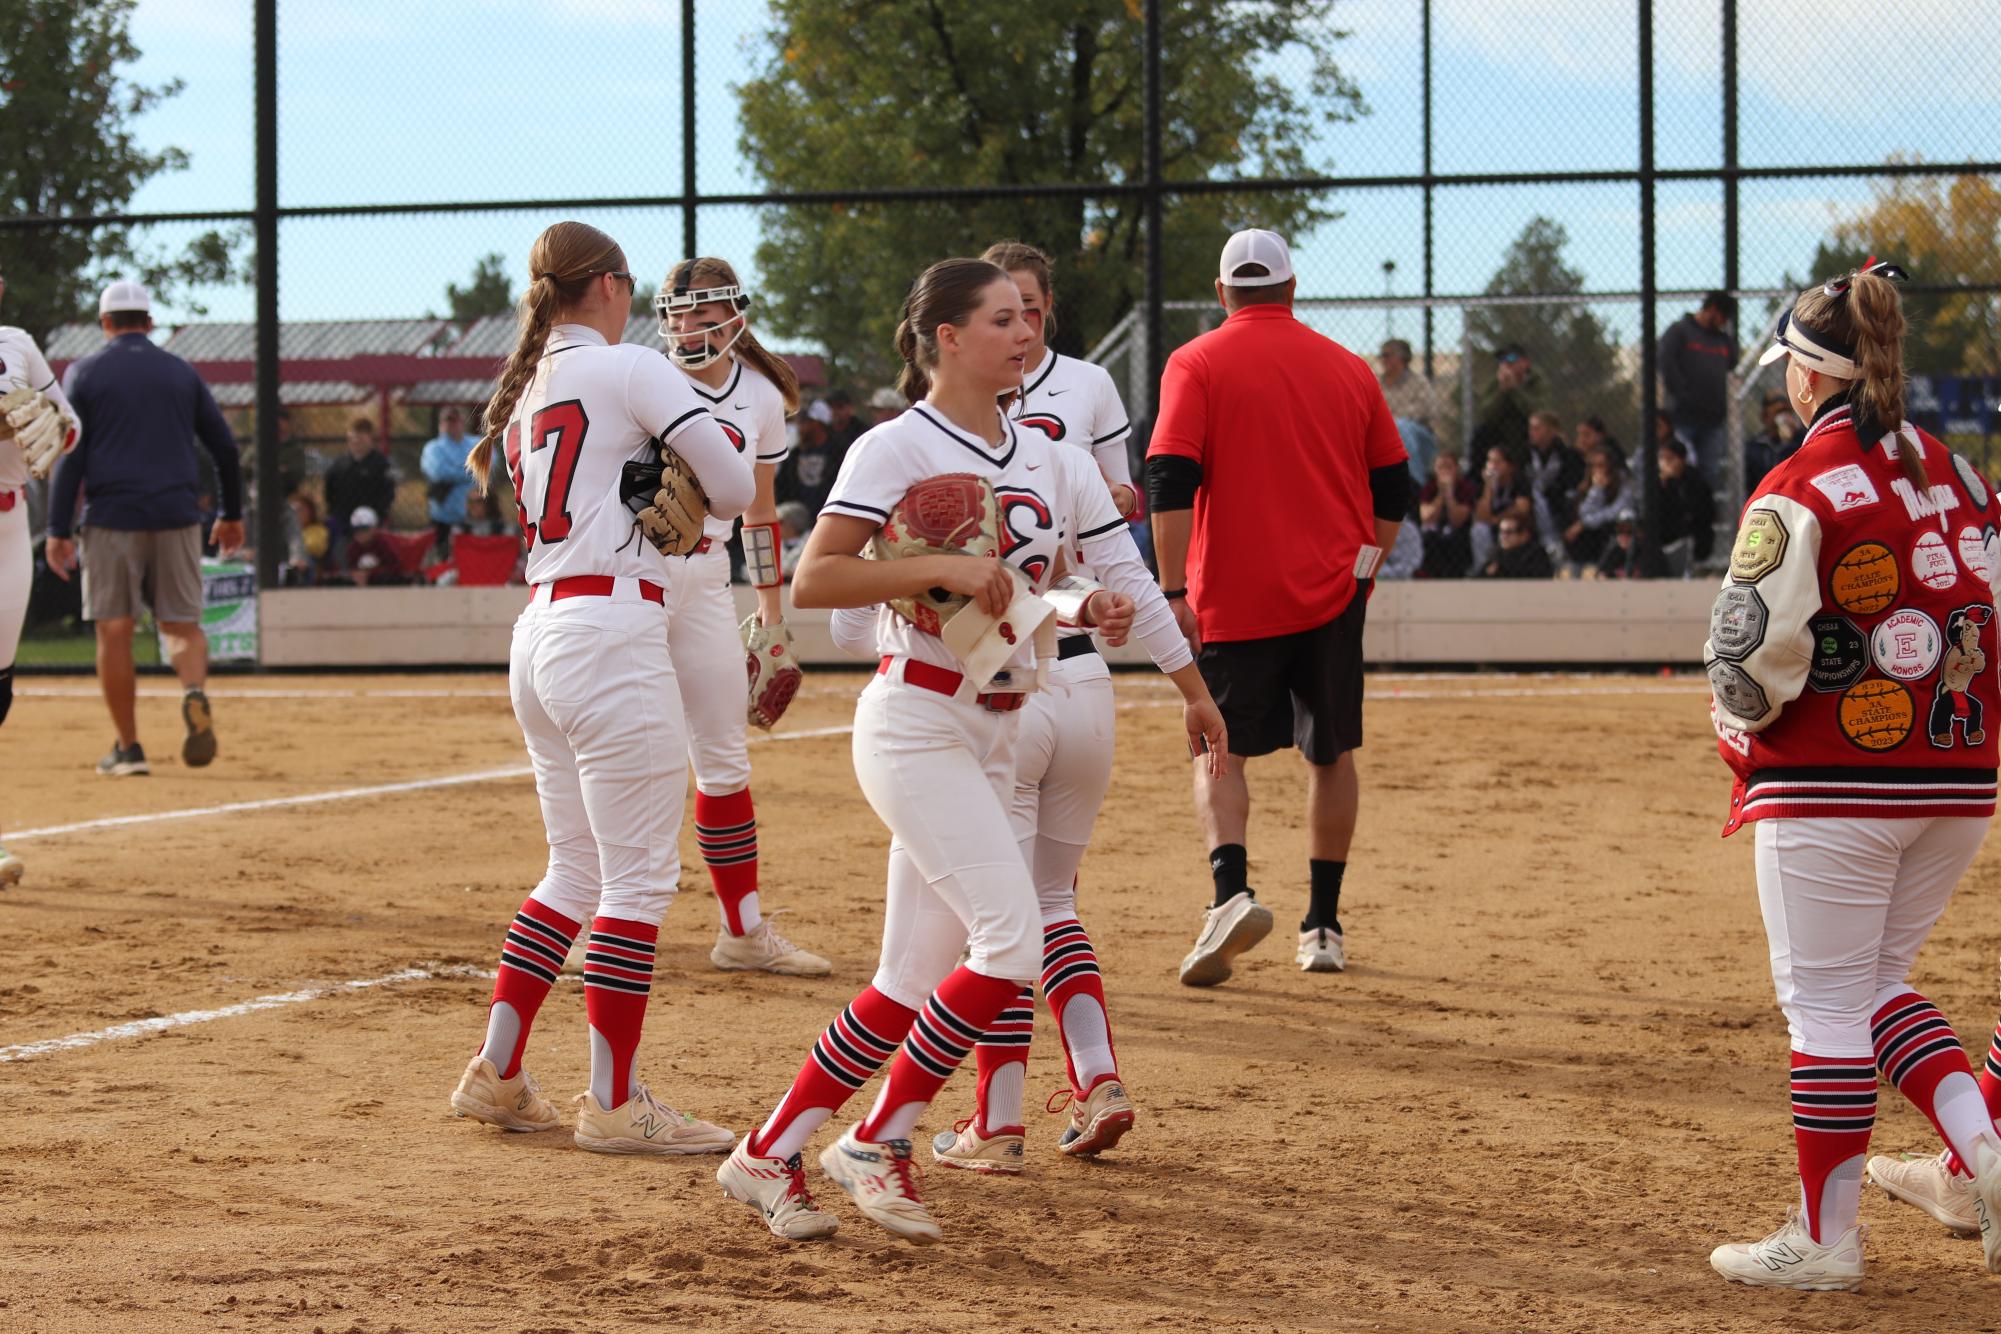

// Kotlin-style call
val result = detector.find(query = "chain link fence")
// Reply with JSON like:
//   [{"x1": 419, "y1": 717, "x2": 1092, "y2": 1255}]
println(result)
[{"x1": 2, "y1": 0, "x2": 1998, "y2": 621}]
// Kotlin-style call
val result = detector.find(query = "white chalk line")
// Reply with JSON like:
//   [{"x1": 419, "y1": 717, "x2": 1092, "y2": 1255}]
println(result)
[{"x1": 0, "y1": 964, "x2": 495, "y2": 1064}]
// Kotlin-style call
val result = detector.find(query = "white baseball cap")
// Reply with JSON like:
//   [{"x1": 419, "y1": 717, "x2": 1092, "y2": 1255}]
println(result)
[
  {"x1": 350, "y1": 506, "x2": 380, "y2": 529},
  {"x1": 1219, "y1": 229, "x2": 1294, "y2": 287},
  {"x1": 805, "y1": 399, "x2": 833, "y2": 424},
  {"x1": 99, "y1": 281, "x2": 153, "y2": 315}
]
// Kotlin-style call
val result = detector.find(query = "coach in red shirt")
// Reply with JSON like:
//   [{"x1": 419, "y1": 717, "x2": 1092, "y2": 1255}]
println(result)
[{"x1": 1148, "y1": 229, "x2": 1409, "y2": 987}]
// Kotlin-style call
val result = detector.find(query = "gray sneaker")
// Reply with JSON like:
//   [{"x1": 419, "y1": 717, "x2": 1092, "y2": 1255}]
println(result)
[
  {"x1": 1178, "y1": 891, "x2": 1273, "y2": 987},
  {"x1": 96, "y1": 741, "x2": 150, "y2": 777}
]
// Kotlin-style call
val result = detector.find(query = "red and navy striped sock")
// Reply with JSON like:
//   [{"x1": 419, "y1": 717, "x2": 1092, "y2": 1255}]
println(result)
[
  {"x1": 971, "y1": 987, "x2": 1035, "y2": 1136},
  {"x1": 751, "y1": 986, "x2": 914, "y2": 1160},
  {"x1": 1043, "y1": 917, "x2": 1118, "y2": 1094},
  {"x1": 1979, "y1": 1015, "x2": 2001, "y2": 1119},
  {"x1": 583, "y1": 917, "x2": 657, "y2": 1111},
  {"x1": 478, "y1": 897, "x2": 580, "y2": 1079},
  {"x1": 1874, "y1": 989, "x2": 1991, "y2": 1170},
  {"x1": 1790, "y1": 1052, "x2": 1876, "y2": 1243},
  {"x1": 696, "y1": 788, "x2": 761, "y2": 935},
  {"x1": 858, "y1": 967, "x2": 1022, "y2": 1145}
]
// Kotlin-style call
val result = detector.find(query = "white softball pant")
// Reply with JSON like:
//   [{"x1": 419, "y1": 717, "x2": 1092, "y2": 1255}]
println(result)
[
  {"x1": 1010, "y1": 652, "x2": 1116, "y2": 923},
  {"x1": 665, "y1": 545, "x2": 750, "y2": 796},
  {"x1": 509, "y1": 584, "x2": 688, "y2": 927},
  {"x1": 0, "y1": 492, "x2": 28, "y2": 667},
  {"x1": 855, "y1": 669, "x2": 1042, "y2": 1006},
  {"x1": 1754, "y1": 815, "x2": 1989, "y2": 1056}
]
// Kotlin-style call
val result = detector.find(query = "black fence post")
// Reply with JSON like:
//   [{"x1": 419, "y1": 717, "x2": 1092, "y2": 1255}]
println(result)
[
  {"x1": 1142, "y1": 0, "x2": 1164, "y2": 419},
  {"x1": 682, "y1": 0, "x2": 697, "y2": 261},
  {"x1": 1422, "y1": 0, "x2": 1435, "y2": 380},
  {"x1": 1721, "y1": 0, "x2": 1739, "y2": 298},
  {"x1": 254, "y1": 0, "x2": 280, "y2": 592},
  {"x1": 1637, "y1": 0, "x2": 1660, "y2": 570}
]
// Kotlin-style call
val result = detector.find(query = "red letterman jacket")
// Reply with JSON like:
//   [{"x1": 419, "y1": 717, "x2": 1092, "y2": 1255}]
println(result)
[{"x1": 1706, "y1": 399, "x2": 2001, "y2": 835}]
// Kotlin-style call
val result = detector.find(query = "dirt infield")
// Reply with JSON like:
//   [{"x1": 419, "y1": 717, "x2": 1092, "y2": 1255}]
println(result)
[{"x1": 6, "y1": 670, "x2": 2001, "y2": 1331}]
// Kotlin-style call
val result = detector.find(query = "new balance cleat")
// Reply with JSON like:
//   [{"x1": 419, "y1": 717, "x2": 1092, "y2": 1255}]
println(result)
[
  {"x1": 1709, "y1": 1208, "x2": 1865, "y2": 1292},
  {"x1": 930, "y1": 1118, "x2": 1026, "y2": 1174},
  {"x1": 717, "y1": 1138, "x2": 841, "y2": 1240},
  {"x1": 711, "y1": 916, "x2": 831, "y2": 977},
  {"x1": 1053, "y1": 1078, "x2": 1136, "y2": 1157},
  {"x1": 818, "y1": 1128, "x2": 941, "y2": 1244},
  {"x1": 1178, "y1": 891, "x2": 1272, "y2": 987},
  {"x1": 573, "y1": 1085, "x2": 733, "y2": 1155},
  {"x1": 448, "y1": 1055, "x2": 562, "y2": 1133},
  {"x1": 1297, "y1": 927, "x2": 1346, "y2": 973},
  {"x1": 1868, "y1": 1149, "x2": 1978, "y2": 1235},
  {"x1": 1973, "y1": 1142, "x2": 2001, "y2": 1274}
]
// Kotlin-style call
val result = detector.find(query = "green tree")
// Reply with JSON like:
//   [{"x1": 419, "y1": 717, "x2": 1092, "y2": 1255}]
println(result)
[
  {"x1": 441, "y1": 252, "x2": 515, "y2": 326},
  {"x1": 736, "y1": 0, "x2": 1366, "y2": 387},
  {"x1": 0, "y1": 0, "x2": 242, "y2": 341},
  {"x1": 1465, "y1": 217, "x2": 1634, "y2": 442}
]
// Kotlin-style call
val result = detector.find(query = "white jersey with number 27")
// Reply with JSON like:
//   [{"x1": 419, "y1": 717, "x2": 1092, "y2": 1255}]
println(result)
[{"x1": 504, "y1": 323, "x2": 752, "y2": 587}]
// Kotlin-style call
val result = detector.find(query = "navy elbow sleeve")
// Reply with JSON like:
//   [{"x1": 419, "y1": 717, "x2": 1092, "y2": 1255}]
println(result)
[
  {"x1": 1370, "y1": 462, "x2": 1413, "y2": 521},
  {"x1": 1147, "y1": 454, "x2": 1202, "y2": 512}
]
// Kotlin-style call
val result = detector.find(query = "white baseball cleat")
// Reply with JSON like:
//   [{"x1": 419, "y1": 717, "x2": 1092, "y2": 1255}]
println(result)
[
  {"x1": 818, "y1": 1128, "x2": 941, "y2": 1244},
  {"x1": 573, "y1": 1085, "x2": 733, "y2": 1156},
  {"x1": 930, "y1": 1118, "x2": 1026, "y2": 1174},
  {"x1": 1055, "y1": 1078, "x2": 1136, "y2": 1157},
  {"x1": 0, "y1": 846, "x2": 23, "y2": 889},
  {"x1": 711, "y1": 916, "x2": 831, "y2": 977},
  {"x1": 448, "y1": 1055, "x2": 562, "y2": 1133},
  {"x1": 1178, "y1": 891, "x2": 1273, "y2": 987},
  {"x1": 1709, "y1": 1208, "x2": 1865, "y2": 1292},
  {"x1": 717, "y1": 1137, "x2": 841, "y2": 1240},
  {"x1": 1973, "y1": 1142, "x2": 2001, "y2": 1274},
  {"x1": 1867, "y1": 1149, "x2": 1978, "y2": 1235},
  {"x1": 1296, "y1": 927, "x2": 1346, "y2": 973}
]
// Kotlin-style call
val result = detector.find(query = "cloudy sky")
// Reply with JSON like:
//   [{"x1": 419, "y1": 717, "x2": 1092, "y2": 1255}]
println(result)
[{"x1": 114, "y1": 0, "x2": 1996, "y2": 359}]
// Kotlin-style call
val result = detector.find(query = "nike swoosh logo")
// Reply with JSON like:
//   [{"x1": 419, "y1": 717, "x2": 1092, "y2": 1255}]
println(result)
[
  {"x1": 734, "y1": 403, "x2": 749, "y2": 410},
  {"x1": 1026, "y1": 463, "x2": 1041, "y2": 470},
  {"x1": 1046, "y1": 388, "x2": 1070, "y2": 397}
]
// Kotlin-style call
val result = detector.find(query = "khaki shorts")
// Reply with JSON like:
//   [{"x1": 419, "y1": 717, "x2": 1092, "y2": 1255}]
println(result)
[{"x1": 81, "y1": 524, "x2": 204, "y2": 623}]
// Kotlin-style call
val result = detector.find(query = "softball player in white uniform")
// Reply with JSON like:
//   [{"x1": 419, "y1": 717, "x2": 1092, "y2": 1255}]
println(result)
[
  {"x1": 716, "y1": 257, "x2": 1226, "y2": 1245},
  {"x1": 0, "y1": 267, "x2": 83, "y2": 889},
  {"x1": 657, "y1": 257, "x2": 828, "y2": 978},
  {"x1": 447, "y1": 222, "x2": 754, "y2": 1156}
]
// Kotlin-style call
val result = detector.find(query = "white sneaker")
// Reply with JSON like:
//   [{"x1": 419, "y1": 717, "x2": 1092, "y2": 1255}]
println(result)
[
  {"x1": 717, "y1": 1137, "x2": 841, "y2": 1240},
  {"x1": 1709, "y1": 1208, "x2": 1865, "y2": 1292},
  {"x1": 448, "y1": 1055, "x2": 562, "y2": 1133},
  {"x1": 1178, "y1": 891, "x2": 1273, "y2": 987},
  {"x1": 711, "y1": 916, "x2": 832, "y2": 977},
  {"x1": 1973, "y1": 1142, "x2": 2001, "y2": 1274},
  {"x1": 573, "y1": 1085, "x2": 734, "y2": 1156},
  {"x1": 930, "y1": 1118, "x2": 1026, "y2": 1174},
  {"x1": 0, "y1": 846, "x2": 22, "y2": 889},
  {"x1": 1868, "y1": 1149, "x2": 1978, "y2": 1235},
  {"x1": 818, "y1": 1128, "x2": 941, "y2": 1244},
  {"x1": 1297, "y1": 927, "x2": 1345, "y2": 973}
]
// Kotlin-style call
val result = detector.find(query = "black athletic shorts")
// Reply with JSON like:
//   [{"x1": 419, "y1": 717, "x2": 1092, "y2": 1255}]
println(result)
[{"x1": 1196, "y1": 588, "x2": 1366, "y2": 764}]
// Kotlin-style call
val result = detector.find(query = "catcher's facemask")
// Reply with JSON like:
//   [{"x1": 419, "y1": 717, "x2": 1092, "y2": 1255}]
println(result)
[{"x1": 656, "y1": 281, "x2": 749, "y2": 369}]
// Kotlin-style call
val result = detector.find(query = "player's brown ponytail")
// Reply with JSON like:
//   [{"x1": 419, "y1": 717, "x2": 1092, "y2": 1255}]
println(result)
[
  {"x1": 667, "y1": 256, "x2": 800, "y2": 415},
  {"x1": 1791, "y1": 264, "x2": 1918, "y2": 496},
  {"x1": 894, "y1": 257, "x2": 1010, "y2": 404},
  {"x1": 470, "y1": 221, "x2": 624, "y2": 492}
]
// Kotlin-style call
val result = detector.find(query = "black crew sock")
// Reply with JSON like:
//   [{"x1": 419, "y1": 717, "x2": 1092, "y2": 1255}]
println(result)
[
  {"x1": 1303, "y1": 860, "x2": 1345, "y2": 934},
  {"x1": 1209, "y1": 844, "x2": 1249, "y2": 907}
]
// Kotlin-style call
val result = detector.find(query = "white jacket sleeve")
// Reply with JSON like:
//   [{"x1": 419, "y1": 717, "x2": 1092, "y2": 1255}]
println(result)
[
  {"x1": 1705, "y1": 493, "x2": 1823, "y2": 732},
  {"x1": 827, "y1": 606, "x2": 881, "y2": 659}
]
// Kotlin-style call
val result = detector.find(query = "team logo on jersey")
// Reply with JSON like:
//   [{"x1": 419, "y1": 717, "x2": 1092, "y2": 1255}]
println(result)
[
  {"x1": 1930, "y1": 605, "x2": 1992, "y2": 749},
  {"x1": 1828, "y1": 541, "x2": 1900, "y2": 614},
  {"x1": 1839, "y1": 678, "x2": 1915, "y2": 752},
  {"x1": 1729, "y1": 509, "x2": 1787, "y2": 583},
  {"x1": 1809, "y1": 464, "x2": 1879, "y2": 513},
  {"x1": 1017, "y1": 414, "x2": 1067, "y2": 441},
  {"x1": 1708, "y1": 586, "x2": 1767, "y2": 662},
  {"x1": 1806, "y1": 614, "x2": 1867, "y2": 692},
  {"x1": 1871, "y1": 608, "x2": 1942, "y2": 681},
  {"x1": 993, "y1": 486, "x2": 1054, "y2": 585},
  {"x1": 1956, "y1": 525, "x2": 1997, "y2": 585},
  {"x1": 1953, "y1": 453, "x2": 1991, "y2": 508},
  {"x1": 1911, "y1": 530, "x2": 1960, "y2": 591},
  {"x1": 717, "y1": 420, "x2": 746, "y2": 454}
]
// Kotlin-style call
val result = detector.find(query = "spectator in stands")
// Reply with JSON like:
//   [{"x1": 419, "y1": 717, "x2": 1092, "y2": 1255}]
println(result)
[
  {"x1": 1654, "y1": 435, "x2": 1716, "y2": 576},
  {"x1": 1744, "y1": 389, "x2": 1800, "y2": 490},
  {"x1": 283, "y1": 493, "x2": 326, "y2": 586},
  {"x1": 1659, "y1": 290, "x2": 1736, "y2": 485},
  {"x1": 1480, "y1": 515, "x2": 1553, "y2": 579},
  {"x1": 1417, "y1": 451, "x2": 1478, "y2": 578},
  {"x1": 1565, "y1": 446, "x2": 1638, "y2": 569},
  {"x1": 1593, "y1": 510, "x2": 1665, "y2": 580},
  {"x1": 1573, "y1": 414, "x2": 1615, "y2": 464},
  {"x1": 774, "y1": 399, "x2": 842, "y2": 519},
  {"x1": 823, "y1": 388, "x2": 867, "y2": 457},
  {"x1": 1377, "y1": 337, "x2": 1441, "y2": 432},
  {"x1": 1469, "y1": 344, "x2": 1544, "y2": 471},
  {"x1": 460, "y1": 490, "x2": 506, "y2": 537},
  {"x1": 1471, "y1": 444, "x2": 1533, "y2": 572},
  {"x1": 337, "y1": 506, "x2": 405, "y2": 587},
  {"x1": 421, "y1": 406, "x2": 477, "y2": 559},
  {"x1": 776, "y1": 499, "x2": 812, "y2": 574},
  {"x1": 1523, "y1": 409, "x2": 1583, "y2": 539},
  {"x1": 323, "y1": 416, "x2": 395, "y2": 563}
]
